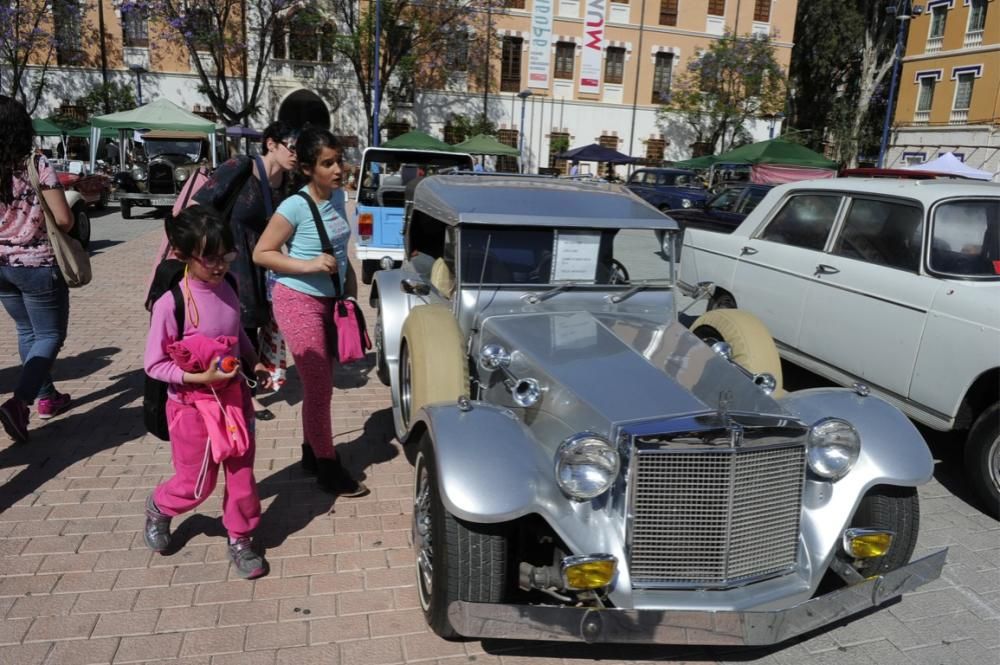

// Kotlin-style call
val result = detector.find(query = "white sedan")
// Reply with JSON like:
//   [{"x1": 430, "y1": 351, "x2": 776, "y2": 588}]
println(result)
[{"x1": 680, "y1": 178, "x2": 1000, "y2": 516}]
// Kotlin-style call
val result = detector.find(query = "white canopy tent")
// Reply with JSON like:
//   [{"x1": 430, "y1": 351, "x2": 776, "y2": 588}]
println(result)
[{"x1": 905, "y1": 152, "x2": 994, "y2": 181}]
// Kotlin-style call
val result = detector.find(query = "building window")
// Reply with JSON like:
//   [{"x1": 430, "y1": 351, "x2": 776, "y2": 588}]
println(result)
[
  {"x1": 386, "y1": 121, "x2": 411, "y2": 141},
  {"x1": 916, "y1": 77, "x2": 936, "y2": 112},
  {"x1": 549, "y1": 131, "x2": 570, "y2": 170},
  {"x1": 276, "y1": 12, "x2": 335, "y2": 62},
  {"x1": 645, "y1": 137, "x2": 665, "y2": 163},
  {"x1": 501, "y1": 37, "x2": 523, "y2": 92},
  {"x1": 122, "y1": 6, "x2": 149, "y2": 48},
  {"x1": 272, "y1": 21, "x2": 287, "y2": 59},
  {"x1": 708, "y1": 0, "x2": 725, "y2": 15},
  {"x1": 443, "y1": 121, "x2": 462, "y2": 145},
  {"x1": 968, "y1": 0, "x2": 987, "y2": 30},
  {"x1": 54, "y1": 0, "x2": 83, "y2": 65},
  {"x1": 445, "y1": 30, "x2": 469, "y2": 72},
  {"x1": 659, "y1": 0, "x2": 678, "y2": 25},
  {"x1": 652, "y1": 52, "x2": 673, "y2": 102},
  {"x1": 753, "y1": 0, "x2": 770, "y2": 22},
  {"x1": 504, "y1": 0, "x2": 526, "y2": 8},
  {"x1": 953, "y1": 72, "x2": 974, "y2": 111},
  {"x1": 188, "y1": 6, "x2": 214, "y2": 51},
  {"x1": 929, "y1": 4, "x2": 948, "y2": 38},
  {"x1": 497, "y1": 129, "x2": 519, "y2": 172},
  {"x1": 604, "y1": 47, "x2": 625, "y2": 85},
  {"x1": 554, "y1": 42, "x2": 575, "y2": 80}
]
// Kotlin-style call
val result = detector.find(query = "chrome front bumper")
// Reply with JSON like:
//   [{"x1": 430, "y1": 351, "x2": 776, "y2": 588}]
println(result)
[{"x1": 448, "y1": 549, "x2": 946, "y2": 645}]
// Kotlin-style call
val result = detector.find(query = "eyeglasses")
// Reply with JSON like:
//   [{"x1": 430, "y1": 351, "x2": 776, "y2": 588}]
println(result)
[
  {"x1": 193, "y1": 251, "x2": 238, "y2": 268},
  {"x1": 279, "y1": 140, "x2": 297, "y2": 155}
]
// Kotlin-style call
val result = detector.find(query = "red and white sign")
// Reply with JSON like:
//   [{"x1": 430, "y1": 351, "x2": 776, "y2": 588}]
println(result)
[{"x1": 579, "y1": 0, "x2": 607, "y2": 94}]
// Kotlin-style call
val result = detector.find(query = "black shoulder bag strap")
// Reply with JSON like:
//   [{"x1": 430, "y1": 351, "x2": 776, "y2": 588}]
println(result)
[{"x1": 295, "y1": 191, "x2": 343, "y2": 299}]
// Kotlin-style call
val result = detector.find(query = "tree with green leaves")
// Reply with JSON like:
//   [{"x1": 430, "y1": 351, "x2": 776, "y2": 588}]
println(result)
[
  {"x1": 789, "y1": 0, "x2": 900, "y2": 166},
  {"x1": 328, "y1": 0, "x2": 494, "y2": 144},
  {"x1": 1, "y1": 0, "x2": 61, "y2": 114},
  {"x1": 447, "y1": 113, "x2": 498, "y2": 144},
  {"x1": 76, "y1": 81, "x2": 137, "y2": 116},
  {"x1": 659, "y1": 32, "x2": 786, "y2": 154}
]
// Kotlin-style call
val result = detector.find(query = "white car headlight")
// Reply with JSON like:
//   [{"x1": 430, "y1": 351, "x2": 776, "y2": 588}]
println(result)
[
  {"x1": 131, "y1": 166, "x2": 147, "y2": 181},
  {"x1": 555, "y1": 433, "x2": 620, "y2": 500},
  {"x1": 680, "y1": 198, "x2": 693, "y2": 208},
  {"x1": 174, "y1": 168, "x2": 188, "y2": 182},
  {"x1": 807, "y1": 418, "x2": 860, "y2": 480}
]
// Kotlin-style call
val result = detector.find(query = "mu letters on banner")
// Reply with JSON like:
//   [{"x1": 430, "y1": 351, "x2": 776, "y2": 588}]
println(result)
[{"x1": 579, "y1": 0, "x2": 607, "y2": 94}]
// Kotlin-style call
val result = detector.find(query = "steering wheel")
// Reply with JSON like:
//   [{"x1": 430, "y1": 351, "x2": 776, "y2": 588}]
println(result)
[{"x1": 608, "y1": 258, "x2": 630, "y2": 285}]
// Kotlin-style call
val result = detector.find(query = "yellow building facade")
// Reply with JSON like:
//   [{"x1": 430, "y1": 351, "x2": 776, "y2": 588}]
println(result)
[{"x1": 887, "y1": 0, "x2": 999, "y2": 173}]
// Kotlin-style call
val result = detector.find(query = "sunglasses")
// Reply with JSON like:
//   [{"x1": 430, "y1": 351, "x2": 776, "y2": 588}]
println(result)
[
  {"x1": 193, "y1": 251, "x2": 238, "y2": 268},
  {"x1": 279, "y1": 140, "x2": 297, "y2": 155}
]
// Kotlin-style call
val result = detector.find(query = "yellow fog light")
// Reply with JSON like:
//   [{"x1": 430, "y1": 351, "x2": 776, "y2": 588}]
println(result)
[
  {"x1": 843, "y1": 528, "x2": 894, "y2": 558},
  {"x1": 561, "y1": 554, "x2": 617, "y2": 590}
]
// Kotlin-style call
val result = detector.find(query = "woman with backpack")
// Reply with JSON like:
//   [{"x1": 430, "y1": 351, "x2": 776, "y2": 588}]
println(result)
[
  {"x1": 253, "y1": 127, "x2": 368, "y2": 498},
  {"x1": 192, "y1": 121, "x2": 298, "y2": 420},
  {"x1": 0, "y1": 95, "x2": 75, "y2": 443}
]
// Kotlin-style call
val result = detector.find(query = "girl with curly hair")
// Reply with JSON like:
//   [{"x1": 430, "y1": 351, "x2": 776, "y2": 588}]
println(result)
[{"x1": 0, "y1": 96, "x2": 76, "y2": 443}]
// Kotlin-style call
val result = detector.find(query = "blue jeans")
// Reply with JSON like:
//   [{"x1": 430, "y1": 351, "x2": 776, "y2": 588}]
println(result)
[{"x1": 0, "y1": 265, "x2": 70, "y2": 403}]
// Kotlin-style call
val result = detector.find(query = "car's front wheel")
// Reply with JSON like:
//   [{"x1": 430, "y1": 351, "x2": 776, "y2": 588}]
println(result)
[
  {"x1": 373, "y1": 301, "x2": 390, "y2": 387},
  {"x1": 414, "y1": 434, "x2": 508, "y2": 640},
  {"x1": 71, "y1": 206, "x2": 91, "y2": 249},
  {"x1": 120, "y1": 201, "x2": 132, "y2": 219},
  {"x1": 97, "y1": 189, "x2": 109, "y2": 209},
  {"x1": 849, "y1": 486, "x2": 920, "y2": 577},
  {"x1": 965, "y1": 403, "x2": 1000, "y2": 518}
]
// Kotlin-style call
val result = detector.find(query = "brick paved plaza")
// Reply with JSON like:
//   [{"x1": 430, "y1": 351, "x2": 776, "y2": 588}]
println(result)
[{"x1": 0, "y1": 209, "x2": 997, "y2": 664}]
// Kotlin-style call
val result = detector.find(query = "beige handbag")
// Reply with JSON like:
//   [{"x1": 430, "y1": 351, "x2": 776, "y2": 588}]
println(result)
[{"x1": 25, "y1": 155, "x2": 92, "y2": 288}]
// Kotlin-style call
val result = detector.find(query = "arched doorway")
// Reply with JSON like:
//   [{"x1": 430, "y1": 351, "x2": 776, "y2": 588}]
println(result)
[{"x1": 277, "y1": 89, "x2": 330, "y2": 130}]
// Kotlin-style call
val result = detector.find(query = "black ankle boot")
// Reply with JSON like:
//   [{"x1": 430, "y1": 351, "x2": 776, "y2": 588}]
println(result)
[
  {"x1": 301, "y1": 443, "x2": 317, "y2": 474},
  {"x1": 316, "y1": 457, "x2": 369, "y2": 497}
]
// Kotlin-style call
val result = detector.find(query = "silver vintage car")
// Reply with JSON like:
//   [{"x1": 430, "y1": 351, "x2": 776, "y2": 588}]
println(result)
[{"x1": 370, "y1": 174, "x2": 947, "y2": 645}]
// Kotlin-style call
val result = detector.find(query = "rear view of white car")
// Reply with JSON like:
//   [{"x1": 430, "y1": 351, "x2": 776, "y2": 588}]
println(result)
[{"x1": 680, "y1": 179, "x2": 1000, "y2": 516}]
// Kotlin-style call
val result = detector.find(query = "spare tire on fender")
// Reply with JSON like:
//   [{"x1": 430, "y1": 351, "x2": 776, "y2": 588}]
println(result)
[
  {"x1": 399, "y1": 304, "x2": 468, "y2": 430},
  {"x1": 690, "y1": 308, "x2": 784, "y2": 396}
]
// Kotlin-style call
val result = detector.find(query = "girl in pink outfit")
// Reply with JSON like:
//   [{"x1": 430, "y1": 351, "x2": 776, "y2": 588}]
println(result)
[{"x1": 143, "y1": 206, "x2": 272, "y2": 580}]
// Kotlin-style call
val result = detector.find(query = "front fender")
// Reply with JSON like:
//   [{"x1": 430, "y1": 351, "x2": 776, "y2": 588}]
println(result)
[
  {"x1": 418, "y1": 403, "x2": 559, "y2": 523},
  {"x1": 779, "y1": 387, "x2": 934, "y2": 589},
  {"x1": 65, "y1": 190, "x2": 85, "y2": 209}
]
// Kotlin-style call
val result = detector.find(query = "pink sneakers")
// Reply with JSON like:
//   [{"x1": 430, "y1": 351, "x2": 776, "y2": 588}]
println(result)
[
  {"x1": 0, "y1": 398, "x2": 30, "y2": 443},
  {"x1": 37, "y1": 391, "x2": 71, "y2": 420}
]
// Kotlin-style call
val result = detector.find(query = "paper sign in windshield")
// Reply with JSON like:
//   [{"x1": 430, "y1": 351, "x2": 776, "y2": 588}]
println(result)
[{"x1": 552, "y1": 230, "x2": 599, "y2": 282}]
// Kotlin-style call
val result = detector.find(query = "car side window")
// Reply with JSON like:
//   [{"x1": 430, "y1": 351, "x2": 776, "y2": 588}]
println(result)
[
  {"x1": 738, "y1": 188, "x2": 769, "y2": 215},
  {"x1": 758, "y1": 194, "x2": 842, "y2": 251},
  {"x1": 929, "y1": 199, "x2": 1000, "y2": 278},
  {"x1": 709, "y1": 188, "x2": 741, "y2": 210},
  {"x1": 631, "y1": 171, "x2": 648, "y2": 185},
  {"x1": 832, "y1": 198, "x2": 924, "y2": 272}
]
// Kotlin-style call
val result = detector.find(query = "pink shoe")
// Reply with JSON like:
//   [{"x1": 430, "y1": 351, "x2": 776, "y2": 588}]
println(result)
[
  {"x1": 37, "y1": 391, "x2": 71, "y2": 420},
  {"x1": 0, "y1": 397, "x2": 30, "y2": 443}
]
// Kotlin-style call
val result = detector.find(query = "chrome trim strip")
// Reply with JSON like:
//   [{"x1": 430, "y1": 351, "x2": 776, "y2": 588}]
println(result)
[{"x1": 447, "y1": 549, "x2": 947, "y2": 644}]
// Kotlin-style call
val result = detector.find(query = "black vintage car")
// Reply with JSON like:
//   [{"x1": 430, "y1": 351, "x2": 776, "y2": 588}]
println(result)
[{"x1": 116, "y1": 131, "x2": 212, "y2": 219}]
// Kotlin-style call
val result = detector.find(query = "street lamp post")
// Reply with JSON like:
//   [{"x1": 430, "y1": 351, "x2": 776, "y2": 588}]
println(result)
[
  {"x1": 878, "y1": 1, "x2": 920, "y2": 167},
  {"x1": 373, "y1": 0, "x2": 382, "y2": 146},
  {"x1": 129, "y1": 65, "x2": 147, "y2": 105},
  {"x1": 517, "y1": 89, "x2": 532, "y2": 173}
]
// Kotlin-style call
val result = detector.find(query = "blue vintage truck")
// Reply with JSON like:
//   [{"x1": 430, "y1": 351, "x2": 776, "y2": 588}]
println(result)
[{"x1": 353, "y1": 147, "x2": 474, "y2": 283}]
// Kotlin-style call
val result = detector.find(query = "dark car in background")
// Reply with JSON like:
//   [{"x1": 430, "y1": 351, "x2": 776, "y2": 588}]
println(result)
[
  {"x1": 655, "y1": 183, "x2": 773, "y2": 256},
  {"x1": 626, "y1": 167, "x2": 709, "y2": 212}
]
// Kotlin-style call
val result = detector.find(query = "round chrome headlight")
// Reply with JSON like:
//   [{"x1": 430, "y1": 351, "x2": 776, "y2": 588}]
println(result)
[
  {"x1": 131, "y1": 166, "x2": 147, "y2": 181},
  {"x1": 555, "y1": 433, "x2": 620, "y2": 500},
  {"x1": 807, "y1": 418, "x2": 860, "y2": 480},
  {"x1": 680, "y1": 198, "x2": 693, "y2": 208},
  {"x1": 174, "y1": 168, "x2": 188, "y2": 182}
]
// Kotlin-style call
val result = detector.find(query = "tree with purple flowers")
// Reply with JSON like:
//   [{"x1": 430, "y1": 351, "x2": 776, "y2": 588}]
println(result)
[
  {"x1": 1, "y1": 0, "x2": 58, "y2": 114},
  {"x1": 658, "y1": 32, "x2": 786, "y2": 154},
  {"x1": 142, "y1": 0, "x2": 302, "y2": 125}
]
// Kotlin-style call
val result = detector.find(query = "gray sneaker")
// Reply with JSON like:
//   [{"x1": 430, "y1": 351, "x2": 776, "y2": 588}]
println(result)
[
  {"x1": 143, "y1": 495, "x2": 171, "y2": 553},
  {"x1": 228, "y1": 537, "x2": 268, "y2": 580}
]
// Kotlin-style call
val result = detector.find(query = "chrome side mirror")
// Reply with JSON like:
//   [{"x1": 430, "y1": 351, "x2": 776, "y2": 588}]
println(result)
[{"x1": 400, "y1": 278, "x2": 430, "y2": 296}]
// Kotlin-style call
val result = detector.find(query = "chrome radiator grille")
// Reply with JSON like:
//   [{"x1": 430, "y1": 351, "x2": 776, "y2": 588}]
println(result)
[{"x1": 628, "y1": 444, "x2": 805, "y2": 588}]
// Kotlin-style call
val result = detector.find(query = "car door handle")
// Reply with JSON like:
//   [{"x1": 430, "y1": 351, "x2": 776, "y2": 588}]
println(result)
[
  {"x1": 815, "y1": 264, "x2": 840, "y2": 276},
  {"x1": 740, "y1": 246, "x2": 758, "y2": 256}
]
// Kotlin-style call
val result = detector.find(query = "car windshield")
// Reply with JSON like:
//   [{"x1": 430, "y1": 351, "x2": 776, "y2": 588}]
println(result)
[
  {"x1": 458, "y1": 225, "x2": 673, "y2": 286},
  {"x1": 929, "y1": 199, "x2": 1000, "y2": 279},
  {"x1": 359, "y1": 154, "x2": 475, "y2": 207},
  {"x1": 144, "y1": 140, "x2": 202, "y2": 161}
]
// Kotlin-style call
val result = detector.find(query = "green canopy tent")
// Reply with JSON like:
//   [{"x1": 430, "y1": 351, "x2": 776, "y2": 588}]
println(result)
[
  {"x1": 31, "y1": 117, "x2": 65, "y2": 136},
  {"x1": 453, "y1": 134, "x2": 519, "y2": 157},
  {"x1": 88, "y1": 98, "x2": 221, "y2": 170},
  {"x1": 381, "y1": 130, "x2": 453, "y2": 152},
  {"x1": 671, "y1": 154, "x2": 720, "y2": 170},
  {"x1": 708, "y1": 138, "x2": 838, "y2": 184}
]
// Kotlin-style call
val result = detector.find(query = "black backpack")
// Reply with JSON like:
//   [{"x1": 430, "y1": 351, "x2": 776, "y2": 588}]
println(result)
[{"x1": 142, "y1": 259, "x2": 238, "y2": 441}]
